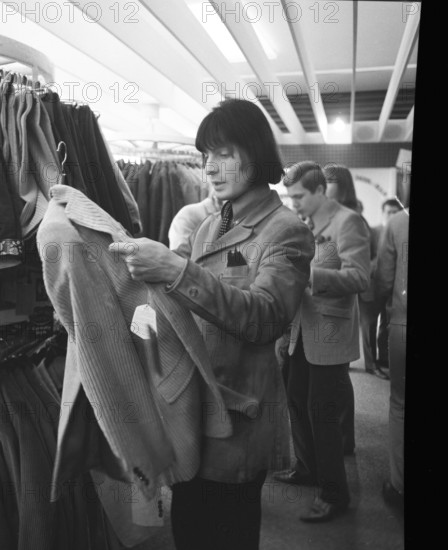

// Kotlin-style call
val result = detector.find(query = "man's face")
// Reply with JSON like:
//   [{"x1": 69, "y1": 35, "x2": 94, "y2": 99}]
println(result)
[
  {"x1": 383, "y1": 205, "x2": 400, "y2": 224},
  {"x1": 287, "y1": 180, "x2": 323, "y2": 218},
  {"x1": 204, "y1": 144, "x2": 251, "y2": 202}
]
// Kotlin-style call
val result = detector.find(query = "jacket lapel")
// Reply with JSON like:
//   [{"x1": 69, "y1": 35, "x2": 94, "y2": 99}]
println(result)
[
  {"x1": 312, "y1": 198, "x2": 338, "y2": 238},
  {"x1": 194, "y1": 190, "x2": 282, "y2": 262}
]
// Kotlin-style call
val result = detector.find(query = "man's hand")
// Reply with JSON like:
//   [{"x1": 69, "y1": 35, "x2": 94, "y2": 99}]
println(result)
[
  {"x1": 275, "y1": 334, "x2": 290, "y2": 367},
  {"x1": 109, "y1": 238, "x2": 187, "y2": 283}
]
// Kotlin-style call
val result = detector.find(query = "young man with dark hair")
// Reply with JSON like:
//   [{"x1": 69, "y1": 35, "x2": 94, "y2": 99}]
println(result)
[
  {"x1": 274, "y1": 160, "x2": 370, "y2": 522},
  {"x1": 111, "y1": 99, "x2": 315, "y2": 549}
]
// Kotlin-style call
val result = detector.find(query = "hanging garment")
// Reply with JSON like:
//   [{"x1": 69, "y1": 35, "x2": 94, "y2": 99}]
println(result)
[
  {"x1": 36, "y1": 184, "x2": 232, "y2": 545},
  {"x1": 0, "y1": 360, "x2": 115, "y2": 550},
  {"x1": 176, "y1": 163, "x2": 204, "y2": 205},
  {"x1": 0, "y1": 86, "x2": 58, "y2": 237},
  {"x1": 119, "y1": 159, "x2": 208, "y2": 243},
  {"x1": 0, "y1": 149, "x2": 22, "y2": 268}
]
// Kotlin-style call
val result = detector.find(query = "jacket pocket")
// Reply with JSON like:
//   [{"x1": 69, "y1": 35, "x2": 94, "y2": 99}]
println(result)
[
  {"x1": 319, "y1": 305, "x2": 352, "y2": 319},
  {"x1": 218, "y1": 384, "x2": 260, "y2": 418},
  {"x1": 155, "y1": 348, "x2": 196, "y2": 403},
  {"x1": 220, "y1": 265, "x2": 250, "y2": 290}
]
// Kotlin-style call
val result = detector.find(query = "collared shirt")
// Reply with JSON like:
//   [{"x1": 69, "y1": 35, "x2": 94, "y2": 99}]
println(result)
[{"x1": 229, "y1": 184, "x2": 271, "y2": 227}]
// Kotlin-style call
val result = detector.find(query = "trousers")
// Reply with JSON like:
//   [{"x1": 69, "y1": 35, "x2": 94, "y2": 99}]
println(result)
[
  {"x1": 171, "y1": 470, "x2": 267, "y2": 550},
  {"x1": 388, "y1": 324, "x2": 406, "y2": 493},
  {"x1": 284, "y1": 335, "x2": 350, "y2": 504}
]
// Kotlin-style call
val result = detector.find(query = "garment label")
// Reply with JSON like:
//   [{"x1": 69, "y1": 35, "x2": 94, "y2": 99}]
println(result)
[{"x1": 131, "y1": 304, "x2": 157, "y2": 339}]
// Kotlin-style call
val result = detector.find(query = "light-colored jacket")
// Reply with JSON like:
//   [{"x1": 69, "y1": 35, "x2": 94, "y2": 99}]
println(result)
[
  {"x1": 170, "y1": 190, "x2": 315, "y2": 482},
  {"x1": 168, "y1": 196, "x2": 219, "y2": 250},
  {"x1": 289, "y1": 198, "x2": 370, "y2": 364},
  {"x1": 36, "y1": 185, "x2": 232, "y2": 546}
]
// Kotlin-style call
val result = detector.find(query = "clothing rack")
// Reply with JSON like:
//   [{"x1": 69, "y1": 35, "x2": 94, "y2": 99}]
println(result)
[
  {"x1": 0, "y1": 69, "x2": 42, "y2": 90},
  {"x1": 109, "y1": 139, "x2": 202, "y2": 163},
  {"x1": 0, "y1": 328, "x2": 67, "y2": 365},
  {"x1": 0, "y1": 71, "x2": 101, "y2": 121}
]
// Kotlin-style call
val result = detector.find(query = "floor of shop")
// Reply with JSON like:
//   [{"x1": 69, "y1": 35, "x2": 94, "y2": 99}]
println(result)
[{"x1": 131, "y1": 354, "x2": 405, "y2": 550}]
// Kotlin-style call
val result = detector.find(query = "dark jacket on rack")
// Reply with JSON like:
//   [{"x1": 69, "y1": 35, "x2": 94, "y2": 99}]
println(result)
[
  {"x1": 0, "y1": 359, "x2": 115, "y2": 550},
  {"x1": 0, "y1": 149, "x2": 22, "y2": 268},
  {"x1": 148, "y1": 161, "x2": 185, "y2": 245}
]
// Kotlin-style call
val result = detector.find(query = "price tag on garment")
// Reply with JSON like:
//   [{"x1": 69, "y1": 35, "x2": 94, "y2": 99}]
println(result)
[{"x1": 131, "y1": 304, "x2": 157, "y2": 339}]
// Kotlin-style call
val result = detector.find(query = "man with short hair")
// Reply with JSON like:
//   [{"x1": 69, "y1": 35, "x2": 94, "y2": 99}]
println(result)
[
  {"x1": 274, "y1": 161, "x2": 370, "y2": 522},
  {"x1": 372, "y1": 198, "x2": 404, "y2": 378}
]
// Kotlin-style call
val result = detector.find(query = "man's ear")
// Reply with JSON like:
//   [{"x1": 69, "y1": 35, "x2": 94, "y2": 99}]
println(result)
[{"x1": 316, "y1": 183, "x2": 326, "y2": 196}]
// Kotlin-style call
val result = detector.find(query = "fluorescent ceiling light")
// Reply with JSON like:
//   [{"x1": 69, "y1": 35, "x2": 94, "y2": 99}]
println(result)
[
  {"x1": 332, "y1": 117, "x2": 347, "y2": 133},
  {"x1": 241, "y1": 0, "x2": 277, "y2": 59},
  {"x1": 188, "y1": 2, "x2": 246, "y2": 63},
  {"x1": 188, "y1": 2, "x2": 276, "y2": 62}
]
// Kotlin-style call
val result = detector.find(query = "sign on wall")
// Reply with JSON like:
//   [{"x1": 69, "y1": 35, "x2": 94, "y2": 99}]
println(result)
[{"x1": 350, "y1": 168, "x2": 397, "y2": 227}]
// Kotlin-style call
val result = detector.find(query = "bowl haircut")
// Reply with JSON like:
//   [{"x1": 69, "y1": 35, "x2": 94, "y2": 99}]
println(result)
[{"x1": 195, "y1": 98, "x2": 284, "y2": 186}]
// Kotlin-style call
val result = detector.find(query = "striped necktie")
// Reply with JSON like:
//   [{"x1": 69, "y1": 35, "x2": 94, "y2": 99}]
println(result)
[{"x1": 218, "y1": 201, "x2": 233, "y2": 238}]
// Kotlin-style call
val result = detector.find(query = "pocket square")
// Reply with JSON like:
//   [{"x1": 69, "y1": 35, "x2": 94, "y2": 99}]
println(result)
[{"x1": 227, "y1": 249, "x2": 247, "y2": 267}]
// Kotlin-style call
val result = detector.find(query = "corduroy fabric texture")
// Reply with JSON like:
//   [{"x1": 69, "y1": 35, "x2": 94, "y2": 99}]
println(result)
[{"x1": 36, "y1": 185, "x2": 232, "y2": 509}]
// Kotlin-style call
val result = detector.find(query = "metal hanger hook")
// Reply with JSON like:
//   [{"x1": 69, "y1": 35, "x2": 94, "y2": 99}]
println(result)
[{"x1": 56, "y1": 141, "x2": 67, "y2": 175}]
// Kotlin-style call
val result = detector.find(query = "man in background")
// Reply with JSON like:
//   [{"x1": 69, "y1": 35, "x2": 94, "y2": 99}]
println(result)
[
  {"x1": 375, "y1": 208, "x2": 409, "y2": 512},
  {"x1": 371, "y1": 198, "x2": 403, "y2": 378},
  {"x1": 274, "y1": 161, "x2": 370, "y2": 522}
]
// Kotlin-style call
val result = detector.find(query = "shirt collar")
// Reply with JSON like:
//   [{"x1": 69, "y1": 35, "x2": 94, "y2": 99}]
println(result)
[{"x1": 229, "y1": 184, "x2": 271, "y2": 224}]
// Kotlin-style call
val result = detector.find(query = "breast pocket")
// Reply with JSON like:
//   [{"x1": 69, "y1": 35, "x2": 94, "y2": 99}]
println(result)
[
  {"x1": 220, "y1": 265, "x2": 251, "y2": 290},
  {"x1": 320, "y1": 305, "x2": 352, "y2": 319}
]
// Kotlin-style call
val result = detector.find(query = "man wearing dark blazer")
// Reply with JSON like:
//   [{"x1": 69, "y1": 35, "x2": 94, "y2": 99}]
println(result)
[
  {"x1": 371, "y1": 198, "x2": 403, "y2": 379},
  {"x1": 274, "y1": 161, "x2": 370, "y2": 522}
]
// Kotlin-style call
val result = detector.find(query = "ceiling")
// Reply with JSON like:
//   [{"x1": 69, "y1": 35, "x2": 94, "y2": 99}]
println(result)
[{"x1": 0, "y1": 0, "x2": 420, "y2": 152}]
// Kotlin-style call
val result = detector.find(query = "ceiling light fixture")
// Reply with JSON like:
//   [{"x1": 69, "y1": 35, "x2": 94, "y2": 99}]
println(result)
[
  {"x1": 332, "y1": 117, "x2": 347, "y2": 133},
  {"x1": 188, "y1": 2, "x2": 246, "y2": 63}
]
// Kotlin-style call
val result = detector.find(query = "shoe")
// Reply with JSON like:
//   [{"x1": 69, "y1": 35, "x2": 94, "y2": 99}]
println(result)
[
  {"x1": 382, "y1": 481, "x2": 404, "y2": 511},
  {"x1": 272, "y1": 469, "x2": 317, "y2": 486},
  {"x1": 300, "y1": 496, "x2": 349, "y2": 523},
  {"x1": 374, "y1": 366, "x2": 390, "y2": 380}
]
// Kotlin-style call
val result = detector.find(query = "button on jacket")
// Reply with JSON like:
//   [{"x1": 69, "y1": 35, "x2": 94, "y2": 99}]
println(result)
[
  {"x1": 36, "y1": 186, "x2": 231, "y2": 515},
  {"x1": 170, "y1": 189, "x2": 315, "y2": 483}
]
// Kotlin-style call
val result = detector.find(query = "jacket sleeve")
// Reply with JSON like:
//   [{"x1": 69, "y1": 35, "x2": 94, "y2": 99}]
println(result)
[
  {"x1": 165, "y1": 221, "x2": 315, "y2": 344},
  {"x1": 311, "y1": 212, "x2": 370, "y2": 297},
  {"x1": 374, "y1": 220, "x2": 397, "y2": 303}
]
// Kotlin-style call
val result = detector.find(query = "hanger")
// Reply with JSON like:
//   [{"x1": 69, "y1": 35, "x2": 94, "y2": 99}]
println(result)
[
  {"x1": 30, "y1": 331, "x2": 67, "y2": 367},
  {"x1": 0, "y1": 338, "x2": 45, "y2": 365},
  {"x1": 56, "y1": 141, "x2": 67, "y2": 183}
]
